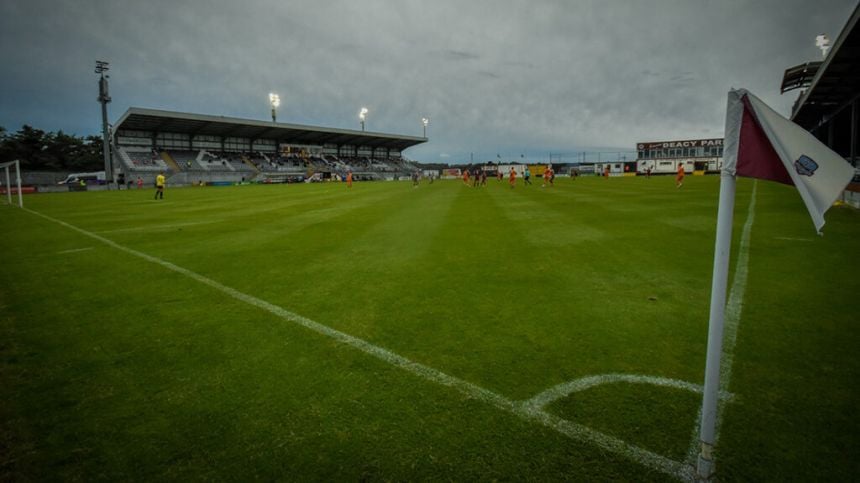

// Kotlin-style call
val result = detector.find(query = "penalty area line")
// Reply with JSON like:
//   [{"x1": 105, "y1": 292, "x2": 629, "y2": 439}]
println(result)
[{"x1": 24, "y1": 206, "x2": 695, "y2": 481}]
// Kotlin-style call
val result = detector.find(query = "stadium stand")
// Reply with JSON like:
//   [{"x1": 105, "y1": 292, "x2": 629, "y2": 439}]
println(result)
[
  {"x1": 117, "y1": 146, "x2": 167, "y2": 171},
  {"x1": 112, "y1": 108, "x2": 425, "y2": 184},
  {"x1": 781, "y1": 2, "x2": 859, "y2": 205}
]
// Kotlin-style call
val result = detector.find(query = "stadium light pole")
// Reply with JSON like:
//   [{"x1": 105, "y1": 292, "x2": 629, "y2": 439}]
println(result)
[
  {"x1": 269, "y1": 93, "x2": 280, "y2": 123},
  {"x1": 359, "y1": 107, "x2": 368, "y2": 131},
  {"x1": 422, "y1": 117, "x2": 429, "y2": 138},
  {"x1": 95, "y1": 60, "x2": 113, "y2": 189},
  {"x1": 815, "y1": 34, "x2": 830, "y2": 57}
]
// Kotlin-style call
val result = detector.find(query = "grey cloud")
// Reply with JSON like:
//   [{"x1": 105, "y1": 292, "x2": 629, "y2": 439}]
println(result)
[
  {"x1": 477, "y1": 71, "x2": 501, "y2": 79},
  {"x1": 0, "y1": 0, "x2": 856, "y2": 163},
  {"x1": 503, "y1": 60, "x2": 536, "y2": 69},
  {"x1": 440, "y1": 49, "x2": 482, "y2": 61},
  {"x1": 669, "y1": 72, "x2": 697, "y2": 85}
]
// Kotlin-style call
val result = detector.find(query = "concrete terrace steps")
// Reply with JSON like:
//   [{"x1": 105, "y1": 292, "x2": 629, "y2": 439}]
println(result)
[
  {"x1": 241, "y1": 155, "x2": 261, "y2": 174},
  {"x1": 160, "y1": 151, "x2": 182, "y2": 173}
]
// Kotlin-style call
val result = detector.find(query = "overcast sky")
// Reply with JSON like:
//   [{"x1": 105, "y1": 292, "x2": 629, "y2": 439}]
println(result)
[{"x1": 0, "y1": 0, "x2": 856, "y2": 163}]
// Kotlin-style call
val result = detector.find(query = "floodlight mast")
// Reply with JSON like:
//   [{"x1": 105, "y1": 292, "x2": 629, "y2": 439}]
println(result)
[
  {"x1": 269, "y1": 93, "x2": 280, "y2": 123},
  {"x1": 422, "y1": 117, "x2": 429, "y2": 138},
  {"x1": 95, "y1": 60, "x2": 113, "y2": 189},
  {"x1": 359, "y1": 107, "x2": 368, "y2": 131},
  {"x1": 815, "y1": 34, "x2": 831, "y2": 58}
]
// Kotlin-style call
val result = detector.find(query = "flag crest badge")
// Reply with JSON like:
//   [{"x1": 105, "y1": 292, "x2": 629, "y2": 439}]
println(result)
[{"x1": 794, "y1": 155, "x2": 818, "y2": 176}]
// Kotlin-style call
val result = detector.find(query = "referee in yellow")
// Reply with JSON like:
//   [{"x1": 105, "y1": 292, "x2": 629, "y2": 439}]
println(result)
[{"x1": 155, "y1": 171, "x2": 165, "y2": 200}]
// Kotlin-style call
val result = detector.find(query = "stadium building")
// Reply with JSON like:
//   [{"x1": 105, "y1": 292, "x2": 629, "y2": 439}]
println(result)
[
  {"x1": 635, "y1": 138, "x2": 724, "y2": 175},
  {"x1": 589, "y1": 156, "x2": 636, "y2": 177},
  {"x1": 781, "y1": 2, "x2": 859, "y2": 205},
  {"x1": 592, "y1": 138, "x2": 723, "y2": 177},
  {"x1": 112, "y1": 108, "x2": 427, "y2": 185}
]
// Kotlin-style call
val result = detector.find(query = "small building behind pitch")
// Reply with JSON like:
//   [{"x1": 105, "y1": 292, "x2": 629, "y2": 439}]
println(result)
[{"x1": 633, "y1": 138, "x2": 724, "y2": 176}]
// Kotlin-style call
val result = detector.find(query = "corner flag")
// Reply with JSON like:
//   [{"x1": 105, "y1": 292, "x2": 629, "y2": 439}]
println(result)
[
  {"x1": 723, "y1": 88, "x2": 854, "y2": 232},
  {"x1": 696, "y1": 89, "x2": 854, "y2": 480}
]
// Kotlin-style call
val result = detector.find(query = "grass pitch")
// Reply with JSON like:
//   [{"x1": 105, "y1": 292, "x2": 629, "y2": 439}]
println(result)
[{"x1": 1, "y1": 175, "x2": 858, "y2": 481}]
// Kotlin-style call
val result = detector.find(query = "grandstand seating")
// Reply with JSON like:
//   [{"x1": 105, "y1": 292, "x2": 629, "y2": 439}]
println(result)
[
  {"x1": 117, "y1": 146, "x2": 167, "y2": 171},
  {"x1": 161, "y1": 150, "x2": 252, "y2": 172},
  {"x1": 169, "y1": 151, "x2": 207, "y2": 171},
  {"x1": 229, "y1": 159, "x2": 253, "y2": 172},
  {"x1": 117, "y1": 145, "x2": 419, "y2": 180}
]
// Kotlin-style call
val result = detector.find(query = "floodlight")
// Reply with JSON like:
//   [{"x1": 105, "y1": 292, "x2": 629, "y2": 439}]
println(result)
[
  {"x1": 95, "y1": 60, "x2": 110, "y2": 74},
  {"x1": 269, "y1": 93, "x2": 280, "y2": 122},
  {"x1": 359, "y1": 107, "x2": 368, "y2": 130},
  {"x1": 815, "y1": 34, "x2": 830, "y2": 57}
]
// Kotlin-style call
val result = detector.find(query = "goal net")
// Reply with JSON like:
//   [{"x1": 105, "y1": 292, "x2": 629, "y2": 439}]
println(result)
[{"x1": 0, "y1": 159, "x2": 23, "y2": 208}]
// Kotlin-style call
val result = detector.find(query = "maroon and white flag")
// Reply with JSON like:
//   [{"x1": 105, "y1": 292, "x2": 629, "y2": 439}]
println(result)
[
  {"x1": 698, "y1": 90, "x2": 854, "y2": 476},
  {"x1": 723, "y1": 88, "x2": 854, "y2": 232}
]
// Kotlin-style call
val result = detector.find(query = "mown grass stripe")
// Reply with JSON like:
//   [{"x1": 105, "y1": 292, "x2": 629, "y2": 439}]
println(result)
[{"x1": 23, "y1": 206, "x2": 695, "y2": 481}]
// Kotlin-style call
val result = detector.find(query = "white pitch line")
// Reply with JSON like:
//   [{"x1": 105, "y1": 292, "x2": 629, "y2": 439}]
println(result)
[
  {"x1": 686, "y1": 181, "x2": 757, "y2": 465},
  {"x1": 56, "y1": 247, "x2": 94, "y2": 255},
  {"x1": 24, "y1": 207, "x2": 696, "y2": 481},
  {"x1": 524, "y1": 374, "x2": 734, "y2": 412},
  {"x1": 774, "y1": 236, "x2": 813, "y2": 242}
]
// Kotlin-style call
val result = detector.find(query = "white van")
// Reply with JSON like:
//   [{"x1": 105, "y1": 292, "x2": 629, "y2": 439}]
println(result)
[{"x1": 58, "y1": 171, "x2": 106, "y2": 185}]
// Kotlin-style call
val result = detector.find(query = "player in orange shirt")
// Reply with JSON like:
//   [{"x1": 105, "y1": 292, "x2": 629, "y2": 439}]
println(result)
[
  {"x1": 676, "y1": 163, "x2": 685, "y2": 188},
  {"x1": 346, "y1": 170, "x2": 353, "y2": 188},
  {"x1": 542, "y1": 165, "x2": 554, "y2": 187},
  {"x1": 509, "y1": 167, "x2": 516, "y2": 188},
  {"x1": 463, "y1": 169, "x2": 470, "y2": 186}
]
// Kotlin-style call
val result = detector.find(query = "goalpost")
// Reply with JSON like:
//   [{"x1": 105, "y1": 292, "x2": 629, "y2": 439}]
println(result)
[{"x1": 0, "y1": 159, "x2": 23, "y2": 208}]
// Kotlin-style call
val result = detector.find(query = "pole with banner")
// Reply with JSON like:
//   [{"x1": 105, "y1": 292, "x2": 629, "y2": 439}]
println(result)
[{"x1": 696, "y1": 88, "x2": 854, "y2": 480}]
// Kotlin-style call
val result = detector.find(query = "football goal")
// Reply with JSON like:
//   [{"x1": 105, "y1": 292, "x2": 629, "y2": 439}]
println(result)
[{"x1": 0, "y1": 159, "x2": 23, "y2": 208}]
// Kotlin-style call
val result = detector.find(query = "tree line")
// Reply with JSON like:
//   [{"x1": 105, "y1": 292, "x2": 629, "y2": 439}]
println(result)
[{"x1": 0, "y1": 125, "x2": 104, "y2": 171}]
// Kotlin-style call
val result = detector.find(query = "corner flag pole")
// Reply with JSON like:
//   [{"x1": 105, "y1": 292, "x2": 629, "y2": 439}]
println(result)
[
  {"x1": 696, "y1": 90, "x2": 742, "y2": 480},
  {"x1": 696, "y1": 87, "x2": 855, "y2": 479},
  {"x1": 696, "y1": 170, "x2": 735, "y2": 479}
]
